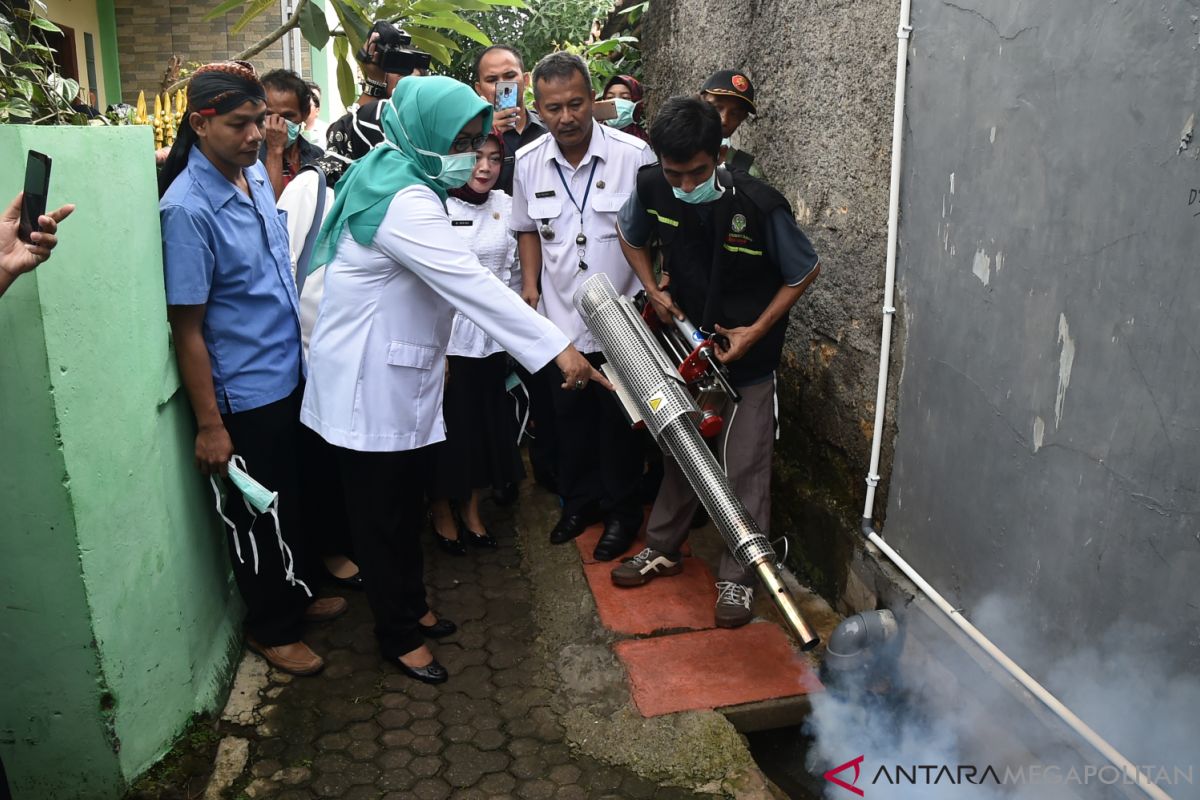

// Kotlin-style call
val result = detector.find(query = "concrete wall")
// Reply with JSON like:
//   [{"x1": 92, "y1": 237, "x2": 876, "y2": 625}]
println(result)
[
  {"x1": 0, "y1": 125, "x2": 241, "y2": 798},
  {"x1": 641, "y1": 0, "x2": 898, "y2": 594},
  {"x1": 883, "y1": 0, "x2": 1200, "y2": 678},
  {"x1": 112, "y1": 0, "x2": 313, "y2": 104}
]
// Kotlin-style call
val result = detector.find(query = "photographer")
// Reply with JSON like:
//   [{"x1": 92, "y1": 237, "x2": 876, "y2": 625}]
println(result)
[{"x1": 325, "y1": 21, "x2": 429, "y2": 161}]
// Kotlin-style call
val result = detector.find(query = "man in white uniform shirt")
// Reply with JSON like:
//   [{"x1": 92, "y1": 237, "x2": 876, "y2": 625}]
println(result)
[{"x1": 511, "y1": 51, "x2": 656, "y2": 560}]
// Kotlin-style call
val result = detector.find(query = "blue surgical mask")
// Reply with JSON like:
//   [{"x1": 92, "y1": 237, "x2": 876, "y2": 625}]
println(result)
[
  {"x1": 604, "y1": 98, "x2": 637, "y2": 129},
  {"x1": 391, "y1": 122, "x2": 479, "y2": 188},
  {"x1": 285, "y1": 120, "x2": 302, "y2": 146},
  {"x1": 672, "y1": 170, "x2": 724, "y2": 205}
]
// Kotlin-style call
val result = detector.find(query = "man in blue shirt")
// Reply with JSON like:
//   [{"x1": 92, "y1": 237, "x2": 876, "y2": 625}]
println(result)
[{"x1": 158, "y1": 61, "x2": 344, "y2": 676}]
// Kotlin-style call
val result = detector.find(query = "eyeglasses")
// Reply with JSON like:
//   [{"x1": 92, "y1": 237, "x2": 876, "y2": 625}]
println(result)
[{"x1": 450, "y1": 133, "x2": 488, "y2": 153}]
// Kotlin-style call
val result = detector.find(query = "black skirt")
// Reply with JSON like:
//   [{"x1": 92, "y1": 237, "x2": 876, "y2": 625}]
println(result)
[{"x1": 430, "y1": 352, "x2": 525, "y2": 501}]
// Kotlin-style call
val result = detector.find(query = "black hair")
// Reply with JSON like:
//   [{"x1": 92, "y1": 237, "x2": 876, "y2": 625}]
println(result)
[
  {"x1": 473, "y1": 44, "x2": 524, "y2": 79},
  {"x1": 260, "y1": 68, "x2": 312, "y2": 119},
  {"x1": 531, "y1": 51, "x2": 591, "y2": 101},
  {"x1": 650, "y1": 95, "x2": 723, "y2": 163},
  {"x1": 305, "y1": 80, "x2": 321, "y2": 107}
]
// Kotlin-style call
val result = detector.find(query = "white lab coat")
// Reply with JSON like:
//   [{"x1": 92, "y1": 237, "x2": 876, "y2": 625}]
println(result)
[
  {"x1": 300, "y1": 184, "x2": 569, "y2": 453},
  {"x1": 277, "y1": 169, "x2": 331, "y2": 357}
]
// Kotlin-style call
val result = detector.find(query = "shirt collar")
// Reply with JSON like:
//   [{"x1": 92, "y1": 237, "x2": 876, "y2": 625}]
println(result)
[
  {"x1": 188, "y1": 144, "x2": 265, "y2": 210},
  {"x1": 546, "y1": 119, "x2": 608, "y2": 170}
]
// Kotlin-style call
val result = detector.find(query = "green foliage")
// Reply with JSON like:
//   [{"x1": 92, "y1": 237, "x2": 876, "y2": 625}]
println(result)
[
  {"x1": 558, "y1": 33, "x2": 639, "y2": 95},
  {"x1": 0, "y1": 7, "x2": 87, "y2": 125},
  {"x1": 205, "y1": 0, "x2": 523, "y2": 106}
]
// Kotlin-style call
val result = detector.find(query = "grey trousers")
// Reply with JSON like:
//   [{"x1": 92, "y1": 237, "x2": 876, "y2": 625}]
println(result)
[{"x1": 644, "y1": 375, "x2": 777, "y2": 586}]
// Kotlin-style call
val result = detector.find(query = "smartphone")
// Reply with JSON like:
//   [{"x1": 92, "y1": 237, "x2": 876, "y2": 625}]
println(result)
[
  {"x1": 494, "y1": 80, "x2": 519, "y2": 111},
  {"x1": 592, "y1": 99, "x2": 617, "y2": 122},
  {"x1": 19, "y1": 150, "x2": 52, "y2": 244}
]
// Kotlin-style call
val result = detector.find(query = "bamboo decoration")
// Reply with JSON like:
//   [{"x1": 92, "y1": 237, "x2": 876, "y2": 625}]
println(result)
[
  {"x1": 153, "y1": 93, "x2": 164, "y2": 149},
  {"x1": 134, "y1": 90, "x2": 148, "y2": 126}
]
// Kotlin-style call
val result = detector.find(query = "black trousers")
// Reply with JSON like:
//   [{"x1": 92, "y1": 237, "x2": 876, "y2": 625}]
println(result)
[
  {"x1": 551, "y1": 352, "x2": 644, "y2": 527},
  {"x1": 517, "y1": 361, "x2": 560, "y2": 490},
  {"x1": 334, "y1": 445, "x2": 430, "y2": 658},
  {"x1": 298, "y1": 423, "x2": 353, "y2": 566},
  {"x1": 220, "y1": 387, "x2": 312, "y2": 646}
]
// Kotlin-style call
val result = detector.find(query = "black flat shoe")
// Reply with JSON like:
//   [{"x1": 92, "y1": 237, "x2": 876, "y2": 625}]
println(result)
[
  {"x1": 418, "y1": 618, "x2": 458, "y2": 638},
  {"x1": 435, "y1": 533, "x2": 467, "y2": 556},
  {"x1": 390, "y1": 655, "x2": 448, "y2": 684},
  {"x1": 329, "y1": 571, "x2": 365, "y2": 590},
  {"x1": 465, "y1": 528, "x2": 498, "y2": 548}
]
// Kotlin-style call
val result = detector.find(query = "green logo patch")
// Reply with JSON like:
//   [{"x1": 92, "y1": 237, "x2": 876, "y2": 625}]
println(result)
[{"x1": 730, "y1": 213, "x2": 748, "y2": 233}]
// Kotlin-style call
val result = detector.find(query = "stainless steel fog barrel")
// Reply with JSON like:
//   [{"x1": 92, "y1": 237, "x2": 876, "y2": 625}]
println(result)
[{"x1": 574, "y1": 273, "x2": 819, "y2": 650}]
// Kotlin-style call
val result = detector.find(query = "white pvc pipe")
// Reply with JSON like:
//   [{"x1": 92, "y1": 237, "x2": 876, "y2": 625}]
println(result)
[
  {"x1": 866, "y1": 532, "x2": 1172, "y2": 800},
  {"x1": 858, "y1": 4, "x2": 1172, "y2": 799}
]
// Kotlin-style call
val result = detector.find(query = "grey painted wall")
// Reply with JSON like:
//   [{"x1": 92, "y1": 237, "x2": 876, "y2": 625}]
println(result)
[
  {"x1": 642, "y1": 0, "x2": 899, "y2": 594},
  {"x1": 886, "y1": 0, "x2": 1200, "y2": 684}
]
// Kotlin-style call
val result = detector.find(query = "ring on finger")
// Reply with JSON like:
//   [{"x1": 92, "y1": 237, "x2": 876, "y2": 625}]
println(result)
[{"x1": 574, "y1": 379, "x2": 584, "y2": 390}]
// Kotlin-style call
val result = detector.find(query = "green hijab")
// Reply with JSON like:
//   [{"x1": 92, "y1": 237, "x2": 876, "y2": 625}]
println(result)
[{"x1": 310, "y1": 76, "x2": 493, "y2": 269}]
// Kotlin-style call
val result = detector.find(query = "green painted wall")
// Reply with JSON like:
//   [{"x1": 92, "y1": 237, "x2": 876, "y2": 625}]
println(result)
[
  {"x1": 0, "y1": 125, "x2": 242, "y2": 798},
  {"x1": 95, "y1": 0, "x2": 123, "y2": 105}
]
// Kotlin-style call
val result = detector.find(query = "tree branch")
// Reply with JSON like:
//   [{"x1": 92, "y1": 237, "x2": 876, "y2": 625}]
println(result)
[{"x1": 166, "y1": 0, "x2": 308, "y2": 94}]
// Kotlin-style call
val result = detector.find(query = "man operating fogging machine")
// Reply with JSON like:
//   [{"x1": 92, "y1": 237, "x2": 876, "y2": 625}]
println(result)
[{"x1": 611, "y1": 95, "x2": 820, "y2": 629}]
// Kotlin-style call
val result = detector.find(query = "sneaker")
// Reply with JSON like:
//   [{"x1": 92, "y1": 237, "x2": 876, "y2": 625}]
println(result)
[
  {"x1": 714, "y1": 581, "x2": 754, "y2": 628},
  {"x1": 611, "y1": 547, "x2": 683, "y2": 587}
]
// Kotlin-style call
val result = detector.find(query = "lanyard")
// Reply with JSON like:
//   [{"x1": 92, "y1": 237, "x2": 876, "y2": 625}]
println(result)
[
  {"x1": 552, "y1": 159, "x2": 601, "y2": 270},
  {"x1": 553, "y1": 158, "x2": 600, "y2": 216}
]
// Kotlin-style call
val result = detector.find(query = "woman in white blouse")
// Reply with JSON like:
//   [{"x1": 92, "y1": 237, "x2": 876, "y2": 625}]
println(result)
[
  {"x1": 429, "y1": 134, "x2": 522, "y2": 553},
  {"x1": 301, "y1": 77, "x2": 604, "y2": 685}
]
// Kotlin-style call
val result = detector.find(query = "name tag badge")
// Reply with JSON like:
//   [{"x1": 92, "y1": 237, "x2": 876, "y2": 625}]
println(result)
[
  {"x1": 535, "y1": 190, "x2": 557, "y2": 199},
  {"x1": 452, "y1": 220, "x2": 474, "y2": 227}
]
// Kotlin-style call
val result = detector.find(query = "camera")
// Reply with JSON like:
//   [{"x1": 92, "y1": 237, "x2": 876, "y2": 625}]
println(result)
[{"x1": 356, "y1": 21, "x2": 431, "y2": 75}]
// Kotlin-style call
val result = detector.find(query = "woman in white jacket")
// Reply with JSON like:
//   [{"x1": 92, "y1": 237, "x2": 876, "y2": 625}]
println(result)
[
  {"x1": 428, "y1": 134, "x2": 523, "y2": 553},
  {"x1": 301, "y1": 77, "x2": 603, "y2": 685}
]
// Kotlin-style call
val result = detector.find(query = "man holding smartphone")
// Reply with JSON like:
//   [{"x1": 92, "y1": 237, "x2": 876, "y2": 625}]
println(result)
[
  {"x1": 0, "y1": 190, "x2": 73, "y2": 298},
  {"x1": 474, "y1": 44, "x2": 547, "y2": 195}
]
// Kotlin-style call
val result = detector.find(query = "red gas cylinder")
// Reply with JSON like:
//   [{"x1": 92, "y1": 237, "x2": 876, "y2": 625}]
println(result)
[{"x1": 698, "y1": 408, "x2": 724, "y2": 438}]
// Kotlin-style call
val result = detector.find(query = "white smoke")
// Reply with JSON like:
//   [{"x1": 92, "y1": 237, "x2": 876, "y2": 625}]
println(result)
[{"x1": 804, "y1": 596, "x2": 1200, "y2": 800}]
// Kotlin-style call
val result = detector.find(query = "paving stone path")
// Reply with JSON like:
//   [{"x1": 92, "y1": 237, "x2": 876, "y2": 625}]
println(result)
[{"x1": 220, "y1": 500, "x2": 708, "y2": 800}]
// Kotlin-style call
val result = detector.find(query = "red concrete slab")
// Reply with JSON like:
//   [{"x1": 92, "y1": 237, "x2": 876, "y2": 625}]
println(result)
[
  {"x1": 615, "y1": 623, "x2": 823, "y2": 717},
  {"x1": 583, "y1": 557, "x2": 717, "y2": 635}
]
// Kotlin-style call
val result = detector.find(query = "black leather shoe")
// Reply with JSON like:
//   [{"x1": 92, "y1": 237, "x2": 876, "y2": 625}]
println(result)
[
  {"x1": 389, "y1": 655, "x2": 448, "y2": 684},
  {"x1": 593, "y1": 518, "x2": 638, "y2": 562},
  {"x1": 418, "y1": 618, "x2": 457, "y2": 638},
  {"x1": 549, "y1": 511, "x2": 598, "y2": 545},
  {"x1": 329, "y1": 571, "x2": 365, "y2": 590},
  {"x1": 465, "y1": 528, "x2": 498, "y2": 548},
  {"x1": 435, "y1": 532, "x2": 467, "y2": 556}
]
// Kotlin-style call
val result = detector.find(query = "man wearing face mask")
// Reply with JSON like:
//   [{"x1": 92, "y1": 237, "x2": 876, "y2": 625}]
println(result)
[
  {"x1": 611, "y1": 96, "x2": 819, "y2": 629},
  {"x1": 700, "y1": 69, "x2": 765, "y2": 180},
  {"x1": 260, "y1": 69, "x2": 324, "y2": 200}
]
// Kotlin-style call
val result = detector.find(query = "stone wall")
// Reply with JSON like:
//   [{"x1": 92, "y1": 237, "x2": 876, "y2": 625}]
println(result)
[
  {"x1": 641, "y1": 0, "x2": 899, "y2": 595},
  {"x1": 113, "y1": 1, "x2": 313, "y2": 102}
]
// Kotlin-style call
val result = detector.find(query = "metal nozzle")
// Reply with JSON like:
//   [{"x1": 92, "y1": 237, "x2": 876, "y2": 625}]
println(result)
[{"x1": 754, "y1": 558, "x2": 821, "y2": 650}]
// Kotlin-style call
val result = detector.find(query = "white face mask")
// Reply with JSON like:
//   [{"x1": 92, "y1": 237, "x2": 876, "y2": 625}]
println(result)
[
  {"x1": 209, "y1": 455, "x2": 311, "y2": 597},
  {"x1": 392, "y1": 123, "x2": 479, "y2": 188}
]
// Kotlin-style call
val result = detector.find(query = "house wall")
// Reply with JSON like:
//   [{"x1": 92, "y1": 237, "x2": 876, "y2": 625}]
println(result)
[{"x1": 44, "y1": 0, "x2": 112, "y2": 108}]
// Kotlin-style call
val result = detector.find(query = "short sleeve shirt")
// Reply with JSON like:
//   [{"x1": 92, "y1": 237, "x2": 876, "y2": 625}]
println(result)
[{"x1": 160, "y1": 147, "x2": 303, "y2": 414}]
